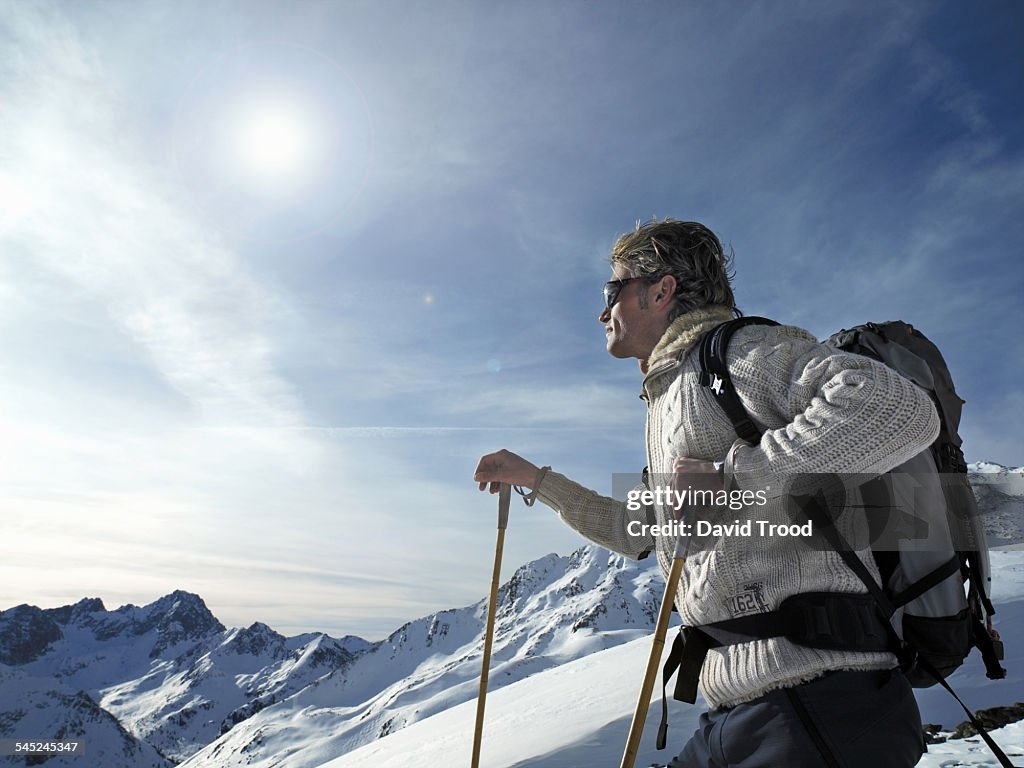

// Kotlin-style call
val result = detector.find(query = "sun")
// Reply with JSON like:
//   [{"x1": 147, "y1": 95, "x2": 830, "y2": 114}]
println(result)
[
  {"x1": 241, "y1": 110, "x2": 308, "y2": 174},
  {"x1": 230, "y1": 95, "x2": 321, "y2": 193}
]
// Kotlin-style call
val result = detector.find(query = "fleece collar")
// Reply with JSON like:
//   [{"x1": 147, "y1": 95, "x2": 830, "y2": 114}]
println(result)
[{"x1": 648, "y1": 305, "x2": 736, "y2": 367}]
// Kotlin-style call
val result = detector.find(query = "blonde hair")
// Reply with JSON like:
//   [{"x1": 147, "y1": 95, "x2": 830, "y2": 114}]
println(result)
[{"x1": 611, "y1": 219, "x2": 739, "y2": 320}]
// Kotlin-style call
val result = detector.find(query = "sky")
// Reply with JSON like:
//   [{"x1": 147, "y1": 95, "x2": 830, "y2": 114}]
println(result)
[{"x1": 1, "y1": 0, "x2": 1022, "y2": 640}]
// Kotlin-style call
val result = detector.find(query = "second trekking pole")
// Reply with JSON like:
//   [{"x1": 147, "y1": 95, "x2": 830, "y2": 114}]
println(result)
[
  {"x1": 620, "y1": 534, "x2": 686, "y2": 768},
  {"x1": 471, "y1": 482, "x2": 511, "y2": 768}
]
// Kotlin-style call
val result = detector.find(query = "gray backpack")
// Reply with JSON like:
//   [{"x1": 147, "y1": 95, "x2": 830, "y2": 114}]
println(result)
[
  {"x1": 662, "y1": 317, "x2": 1012, "y2": 765},
  {"x1": 693, "y1": 317, "x2": 1005, "y2": 681},
  {"x1": 824, "y1": 320, "x2": 1003, "y2": 685}
]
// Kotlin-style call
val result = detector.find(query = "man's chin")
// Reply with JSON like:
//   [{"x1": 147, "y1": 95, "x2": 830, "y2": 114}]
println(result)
[{"x1": 605, "y1": 340, "x2": 631, "y2": 359}]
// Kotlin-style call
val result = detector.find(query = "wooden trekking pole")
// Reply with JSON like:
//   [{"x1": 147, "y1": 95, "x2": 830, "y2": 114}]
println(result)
[
  {"x1": 620, "y1": 547, "x2": 685, "y2": 768},
  {"x1": 471, "y1": 483, "x2": 511, "y2": 768}
]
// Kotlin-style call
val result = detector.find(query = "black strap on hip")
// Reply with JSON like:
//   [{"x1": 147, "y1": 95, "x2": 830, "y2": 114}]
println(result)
[{"x1": 656, "y1": 590, "x2": 894, "y2": 750}]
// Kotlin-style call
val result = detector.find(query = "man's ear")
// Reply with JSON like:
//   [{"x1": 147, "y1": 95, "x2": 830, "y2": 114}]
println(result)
[{"x1": 654, "y1": 275, "x2": 677, "y2": 309}]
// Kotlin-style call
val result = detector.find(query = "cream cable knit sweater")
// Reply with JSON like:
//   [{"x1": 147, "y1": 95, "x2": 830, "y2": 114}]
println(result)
[{"x1": 536, "y1": 306, "x2": 940, "y2": 708}]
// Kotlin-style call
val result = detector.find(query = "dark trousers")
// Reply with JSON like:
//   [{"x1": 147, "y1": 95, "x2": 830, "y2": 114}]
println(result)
[{"x1": 669, "y1": 669, "x2": 924, "y2": 768}]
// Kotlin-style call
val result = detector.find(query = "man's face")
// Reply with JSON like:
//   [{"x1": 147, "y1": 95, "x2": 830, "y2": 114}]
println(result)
[{"x1": 599, "y1": 266, "x2": 663, "y2": 361}]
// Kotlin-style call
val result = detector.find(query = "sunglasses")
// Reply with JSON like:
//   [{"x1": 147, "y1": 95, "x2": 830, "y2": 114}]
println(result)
[{"x1": 603, "y1": 275, "x2": 661, "y2": 310}]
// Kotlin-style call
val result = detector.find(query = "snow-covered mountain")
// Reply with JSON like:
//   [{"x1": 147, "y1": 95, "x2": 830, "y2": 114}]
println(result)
[
  {"x1": 2, "y1": 462, "x2": 1022, "y2": 768},
  {"x1": 969, "y1": 462, "x2": 1024, "y2": 488},
  {"x1": 969, "y1": 462, "x2": 1024, "y2": 544},
  {"x1": 178, "y1": 546, "x2": 661, "y2": 767},
  {"x1": 0, "y1": 664, "x2": 172, "y2": 768},
  {"x1": 0, "y1": 548, "x2": 661, "y2": 768},
  {"x1": 0, "y1": 591, "x2": 367, "y2": 766}
]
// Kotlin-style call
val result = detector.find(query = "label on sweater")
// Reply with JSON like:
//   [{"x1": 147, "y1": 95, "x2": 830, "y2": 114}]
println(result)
[{"x1": 732, "y1": 582, "x2": 769, "y2": 615}]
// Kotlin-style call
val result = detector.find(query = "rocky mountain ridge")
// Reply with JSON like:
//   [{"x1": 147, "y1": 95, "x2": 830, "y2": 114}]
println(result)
[{"x1": 0, "y1": 591, "x2": 367, "y2": 766}]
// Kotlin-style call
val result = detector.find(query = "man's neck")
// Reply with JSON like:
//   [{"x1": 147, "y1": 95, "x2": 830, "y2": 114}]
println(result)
[{"x1": 648, "y1": 306, "x2": 736, "y2": 366}]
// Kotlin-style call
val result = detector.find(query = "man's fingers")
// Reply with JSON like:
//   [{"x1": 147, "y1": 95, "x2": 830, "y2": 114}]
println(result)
[
  {"x1": 474, "y1": 451, "x2": 508, "y2": 478},
  {"x1": 671, "y1": 455, "x2": 724, "y2": 499},
  {"x1": 474, "y1": 464, "x2": 504, "y2": 486},
  {"x1": 473, "y1": 449, "x2": 539, "y2": 493},
  {"x1": 672, "y1": 456, "x2": 717, "y2": 473}
]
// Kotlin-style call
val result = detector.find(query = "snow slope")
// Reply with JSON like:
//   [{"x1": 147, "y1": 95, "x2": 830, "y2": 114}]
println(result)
[
  {"x1": 321, "y1": 549, "x2": 1024, "y2": 768},
  {"x1": 318, "y1": 635, "x2": 696, "y2": 768}
]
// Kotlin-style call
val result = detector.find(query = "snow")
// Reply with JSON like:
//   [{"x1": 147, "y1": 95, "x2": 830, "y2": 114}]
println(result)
[
  {"x1": 319, "y1": 551, "x2": 1024, "y2": 768},
  {"x1": 970, "y1": 463, "x2": 1024, "y2": 499},
  {"x1": 317, "y1": 636, "x2": 697, "y2": 768},
  {"x1": 917, "y1": 722, "x2": 1024, "y2": 768}
]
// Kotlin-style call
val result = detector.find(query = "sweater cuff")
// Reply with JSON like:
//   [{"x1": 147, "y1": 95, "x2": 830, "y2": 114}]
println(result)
[{"x1": 534, "y1": 469, "x2": 582, "y2": 514}]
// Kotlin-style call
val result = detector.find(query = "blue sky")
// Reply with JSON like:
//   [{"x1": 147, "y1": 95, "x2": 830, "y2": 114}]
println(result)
[{"x1": 1, "y1": 1, "x2": 1021, "y2": 639}]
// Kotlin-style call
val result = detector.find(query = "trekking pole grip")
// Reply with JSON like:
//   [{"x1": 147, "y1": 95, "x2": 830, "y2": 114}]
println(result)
[{"x1": 497, "y1": 481, "x2": 511, "y2": 530}]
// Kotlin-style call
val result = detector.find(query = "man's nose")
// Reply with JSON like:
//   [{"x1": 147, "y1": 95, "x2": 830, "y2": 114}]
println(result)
[{"x1": 598, "y1": 306, "x2": 611, "y2": 323}]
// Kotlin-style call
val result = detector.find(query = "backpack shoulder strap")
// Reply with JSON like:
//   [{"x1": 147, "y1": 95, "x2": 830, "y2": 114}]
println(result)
[{"x1": 697, "y1": 316, "x2": 779, "y2": 444}]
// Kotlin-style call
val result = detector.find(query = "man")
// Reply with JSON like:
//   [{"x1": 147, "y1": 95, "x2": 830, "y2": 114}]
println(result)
[{"x1": 473, "y1": 219, "x2": 938, "y2": 767}]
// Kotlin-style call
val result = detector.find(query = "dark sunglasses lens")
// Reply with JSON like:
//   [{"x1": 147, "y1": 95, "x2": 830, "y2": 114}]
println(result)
[{"x1": 604, "y1": 282, "x2": 620, "y2": 309}]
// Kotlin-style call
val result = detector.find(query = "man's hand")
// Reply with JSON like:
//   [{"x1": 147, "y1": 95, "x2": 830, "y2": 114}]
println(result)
[
  {"x1": 669, "y1": 456, "x2": 724, "y2": 518},
  {"x1": 474, "y1": 449, "x2": 541, "y2": 494}
]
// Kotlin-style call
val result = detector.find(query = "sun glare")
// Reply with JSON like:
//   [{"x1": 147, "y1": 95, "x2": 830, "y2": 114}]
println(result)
[
  {"x1": 231, "y1": 97, "x2": 321, "y2": 192},
  {"x1": 173, "y1": 44, "x2": 375, "y2": 240}
]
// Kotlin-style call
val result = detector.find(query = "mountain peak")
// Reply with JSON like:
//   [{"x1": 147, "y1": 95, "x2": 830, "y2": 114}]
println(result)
[
  {"x1": 148, "y1": 589, "x2": 209, "y2": 611},
  {"x1": 40, "y1": 597, "x2": 106, "y2": 626},
  {"x1": 0, "y1": 604, "x2": 63, "y2": 665},
  {"x1": 74, "y1": 596, "x2": 107, "y2": 614},
  {"x1": 138, "y1": 591, "x2": 225, "y2": 653},
  {"x1": 225, "y1": 622, "x2": 287, "y2": 657}
]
